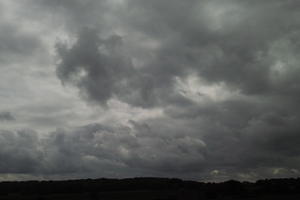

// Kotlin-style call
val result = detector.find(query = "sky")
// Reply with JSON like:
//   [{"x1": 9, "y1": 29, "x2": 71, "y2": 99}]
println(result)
[{"x1": 0, "y1": 0, "x2": 300, "y2": 182}]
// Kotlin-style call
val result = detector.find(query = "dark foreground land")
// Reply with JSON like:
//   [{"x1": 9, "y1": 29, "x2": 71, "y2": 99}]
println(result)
[{"x1": 0, "y1": 177, "x2": 300, "y2": 200}]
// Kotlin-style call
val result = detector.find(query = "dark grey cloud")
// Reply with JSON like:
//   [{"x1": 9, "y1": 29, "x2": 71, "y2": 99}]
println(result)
[
  {"x1": 1, "y1": 0, "x2": 300, "y2": 181},
  {"x1": 56, "y1": 29, "x2": 135, "y2": 106},
  {"x1": 0, "y1": 112, "x2": 15, "y2": 121},
  {"x1": 0, "y1": 116, "x2": 299, "y2": 180},
  {"x1": 0, "y1": 129, "x2": 41, "y2": 173},
  {"x1": 0, "y1": 123, "x2": 206, "y2": 179},
  {"x1": 54, "y1": 0, "x2": 300, "y2": 106}
]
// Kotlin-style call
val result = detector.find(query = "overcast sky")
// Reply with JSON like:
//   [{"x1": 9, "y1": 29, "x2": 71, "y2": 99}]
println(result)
[{"x1": 0, "y1": 0, "x2": 300, "y2": 182}]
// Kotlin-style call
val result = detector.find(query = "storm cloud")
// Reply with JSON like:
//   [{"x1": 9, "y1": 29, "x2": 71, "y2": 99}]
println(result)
[{"x1": 0, "y1": 0, "x2": 300, "y2": 181}]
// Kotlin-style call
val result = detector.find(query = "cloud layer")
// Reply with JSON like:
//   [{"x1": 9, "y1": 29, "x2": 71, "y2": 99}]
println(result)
[{"x1": 0, "y1": 0, "x2": 300, "y2": 181}]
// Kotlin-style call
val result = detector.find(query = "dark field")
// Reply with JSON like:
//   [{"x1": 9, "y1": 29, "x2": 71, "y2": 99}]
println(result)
[{"x1": 0, "y1": 178, "x2": 300, "y2": 199}]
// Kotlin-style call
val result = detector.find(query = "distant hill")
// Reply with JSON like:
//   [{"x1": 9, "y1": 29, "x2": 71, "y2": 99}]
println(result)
[{"x1": 0, "y1": 177, "x2": 300, "y2": 199}]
